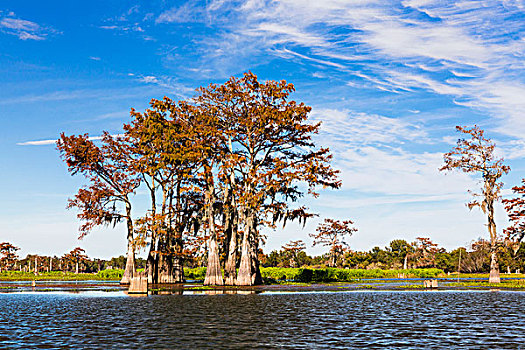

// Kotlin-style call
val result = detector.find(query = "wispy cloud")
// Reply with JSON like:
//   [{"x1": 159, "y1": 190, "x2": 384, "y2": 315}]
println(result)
[
  {"x1": 0, "y1": 86, "x2": 160, "y2": 105},
  {"x1": 157, "y1": 0, "x2": 525, "y2": 141},
  {"x1": 17, "y1": 134, "x2": 122, "y2": 146},
  {"x1": 137, "y1": 75, "x2": 195, "y2": 97},
  {"x1": 156, "y1": 2, "x2": 205, "y2": 24},
  {"x1": 309, "y1": 108, "x2": 474, "y2": 197},
  {"x1": 17, "y1": 139, "x2": 58, "y2": 146},
  {"x1": 0, "y1": 12, "x2": 58, "y2": 40},
  {"x1": 98, "y1": 5, "x2": 152, "y2": 39}
]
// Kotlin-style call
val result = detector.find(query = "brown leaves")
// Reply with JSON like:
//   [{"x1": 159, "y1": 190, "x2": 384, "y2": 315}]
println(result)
[
  {"x1": 310, "y1": 218, "x2": 357, "y2": 250},
  {"x1": 0, "y1": 242, "x2": 20, "y2": 270},
  {"x1": 58, "y1": 72, "x2": 342, "y2": 268},
  {"x1": 440, "y1": 125, "x2": 509, "y2": 182},
  {"x1": 57, "y1": 133, "x2": 140, "y2": 239},
  {"x1": 503, "y1": 179, "x2": 525, "y2": 243}
]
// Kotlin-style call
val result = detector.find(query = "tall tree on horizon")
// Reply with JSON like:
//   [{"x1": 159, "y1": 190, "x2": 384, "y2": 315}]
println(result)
[
  {"x1": 282, "y1": 240, "x2": 306, "y2": 268},
  {"x1": 310, "y1": 218, "x2": 357, "y2": 267},
  {"x1": 440, "y1": 125, "x2": 510, "y2": 283},
  {"x1": 0, "y1": 242, "x2": 19, "y2": 272}
]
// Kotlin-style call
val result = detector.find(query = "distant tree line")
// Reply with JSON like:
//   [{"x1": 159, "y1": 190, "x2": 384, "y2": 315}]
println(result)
[
  {"x1": 261, "y1": 238, "x2": 525, "y2": 273},
  {"x1": 0, "y1": 243, "x2": 146, "y2": 274},
  {"x1": 2, "y1": 237, "x2": 523, "y2": 275}
]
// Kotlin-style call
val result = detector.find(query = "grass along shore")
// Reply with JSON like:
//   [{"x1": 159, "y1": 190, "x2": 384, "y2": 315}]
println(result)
[{"x1": 1, "y1": 267, "x2": 524, "y2": 285}]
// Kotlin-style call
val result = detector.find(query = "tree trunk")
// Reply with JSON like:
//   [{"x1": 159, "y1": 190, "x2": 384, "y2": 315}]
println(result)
[
  {"x1": 146, "y1": 229, "x2": 158, "y2": 283},
  {"x1": 403, "y1": 255, "x2": 408, "y2": 270},
  {"x1": 204, "y1": 195, "x2": 223, "y2": 285},
  {"x1": 489, "y1": 250, "x2": 500, "y2": 283},
  {"x1": 121, "y1": 241, "x2": 136, "y2": 285},
  {"x1": 224, "y1": 139, "x2": 238, "y2": 285},
  {"x1": 205, "y1": 234, "x2": 223, "y2": 285},
  {"x1": 171, "y1": 235, "x2": 185, "y2": 283},
  {"x1": 172, "y1": 255, "x2": 184, "y2": 283},
  {"x1": 146, "y1": 251, "x2": 157, "y2": 284},
  {"x1": 236, "y1": 214, "x2": 262, "y2": 286},
  {"x1": 120, "y1": 204, "x2": 136, "y2": 285},
  {"x1": 146, "y1": 176, "x2": 158, "y2": 284},
  {"x1": 236, "y1": 230, "x2": 253, "y2": 285},
  {"x1": 157, "y1": 251, "x2": 174, "y2": 283},
  {"x1": 75, "y1": 261, "x2": 79, "y2": 274},
  {"x1": 224, "y1": 211, "x2": 238, "y2": 285},
  {"x1": 487, "y1": 196, "x2": 501, "y2": 283}
]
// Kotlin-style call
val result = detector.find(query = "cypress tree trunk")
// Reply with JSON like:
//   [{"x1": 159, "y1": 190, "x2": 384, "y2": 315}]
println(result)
[
  {"x1": 330, "y1": 251, "x2": 336, "y2": 268},
  {"x1": 224, "y1": 211, "x2": 238, "y2": 285},
  {"x1": 236, "y1": 228, "x2": 253, "y2": 286},
  {"x1": 224, "y1": 138, "x2": 238, "y2": 285},
  {"x1": 157, "y1": 251, "x2": 174, "y2": 283},
  {"x1": 489, "y1": 250, "x2": 500, "y2": 283},
  {"x1": 120, "y1": 203, "x2": 135, "y2": 285},
  {"x1": 172, "y1": 255, "x2": 184, "y2": 283},
  {"x1": 204, "y1": 172, "x2": 223, "y2": 285},
  {"x1": 146, "y1": 178, "x2": 158, "y2": 284},
  {"x1": 121, "y1": 242, "x2": 135, "y2": 285},
  {"x1": 487, "y1": 196, "x2": 501, "y2": 283},
  {"x1": 172, "y1": 235, "x2": 184, "y2": 283},
  {"x1": 205, "y1": 234, "x2": 223, "y2": 285},
  {"x1": 236, "y1": 214, "x2": 262, "y2": 286},
  {"x1": 146, "y1": 227, "x2": 158, "y2": 284}
]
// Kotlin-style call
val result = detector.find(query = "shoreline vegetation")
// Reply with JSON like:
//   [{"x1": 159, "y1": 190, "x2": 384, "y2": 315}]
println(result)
[{"x1": 1, "y1": 267, "x2": 524, "y2": 286}]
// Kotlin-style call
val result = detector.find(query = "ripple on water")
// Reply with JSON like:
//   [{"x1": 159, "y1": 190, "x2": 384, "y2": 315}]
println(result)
[{"x1": 0, "y1": 291, "x2": 524, "y2": 349}]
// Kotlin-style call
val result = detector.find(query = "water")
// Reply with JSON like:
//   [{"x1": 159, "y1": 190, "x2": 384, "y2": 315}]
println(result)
[{"x1": 1, "y1": 291, "x2": 524, "y2": 349}]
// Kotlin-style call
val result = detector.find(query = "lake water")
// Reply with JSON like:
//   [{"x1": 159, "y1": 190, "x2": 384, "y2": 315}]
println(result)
[{"x1": 1, "y1": 290, "x2": 524, "y2": 349}]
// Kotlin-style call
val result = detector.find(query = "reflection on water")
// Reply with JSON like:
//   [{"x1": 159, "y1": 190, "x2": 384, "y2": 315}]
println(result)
[{"x1": 0, "y1": 291, "x2": 524, "y2": 349}]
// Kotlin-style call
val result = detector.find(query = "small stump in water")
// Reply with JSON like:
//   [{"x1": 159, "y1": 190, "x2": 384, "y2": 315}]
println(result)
[
  {"x1": 128, "y1": 274, "x2": 148, "y2": 294},
  {"x1": 423, "y1": 279, "x2": 438, "y2": 288}
]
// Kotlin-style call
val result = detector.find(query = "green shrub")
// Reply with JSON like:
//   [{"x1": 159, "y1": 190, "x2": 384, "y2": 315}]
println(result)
[
  {"x1": 184, "y1": 267, "x2": 207, "y2": 281},
  {"x1": 261, "y1": 267, "x2": 443, "y2": 283},
  {"x1": 96, "y1": 269, "x2": 124, "y2": 280}
]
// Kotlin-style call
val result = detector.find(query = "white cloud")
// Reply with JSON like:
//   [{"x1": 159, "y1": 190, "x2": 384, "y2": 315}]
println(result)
[
  {"x1": 17, "y1": 135, "x2": 105, "y2": 146},
  {"x1": 17, "y1": 134, "x2": 127, "y2": 146},
  {"x1": 138, "y1": 75, "x2": 195, "y2": 97},
  {"x1": 308, "y1": 108, "x2": 475, "y2": 197},
  {"x1": 0, "y1": 14, "x2": 57, "y2": 40},
  {"x1": 168, "y1": 0, "x2": 524, "y2": 142},
  {"x1": 156, "y1": 2, "x2": 204, "y2": 24},
  {"x1": 310, "y1": 108, "x2": 427, "y2": 146},
  {"x1": 17, "y1": 139, "x2": 58, "y2": 146},
  {"x1": 0, "y1": 18, "x2": 39, "y2": 31}
]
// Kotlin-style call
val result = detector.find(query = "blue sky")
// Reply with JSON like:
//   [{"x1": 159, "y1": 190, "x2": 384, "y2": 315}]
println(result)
[{"x1": 1, "y1": 0, "x2": 525, "y2": 259}]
